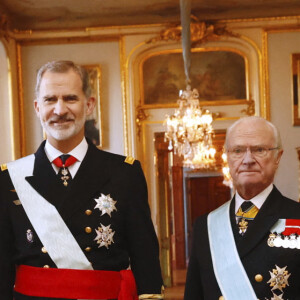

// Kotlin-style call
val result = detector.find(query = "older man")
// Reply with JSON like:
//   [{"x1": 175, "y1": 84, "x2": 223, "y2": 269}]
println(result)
[
  {"x1": 184, "y1": 116, "x2": 300, "y2": 300},
  {"x1": 0, "y1": 60, "x2": 164, "y2": 300}
]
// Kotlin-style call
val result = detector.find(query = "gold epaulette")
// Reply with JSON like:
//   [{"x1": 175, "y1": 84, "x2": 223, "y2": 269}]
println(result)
[
  {"x1": 124, "y1": 156, "x2": 135, "y2": 165},
  {"x1": 1, "y1": 163, "x2": 7, "y2": 171},
  {"x1": 139, "y1": 287, "x2": 165, "y2": 299}
]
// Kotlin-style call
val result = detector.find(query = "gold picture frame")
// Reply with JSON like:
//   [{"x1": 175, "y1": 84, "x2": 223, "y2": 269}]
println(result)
[
  {"x1": 83, "y1": 64, "x2": 103, "y2": 148},
  {"x1": 292, "y1": 54, "x2": 300, "y2": 126},
  {"x1": 140, "y1": 48, "x2": 250, "y2": 109}
]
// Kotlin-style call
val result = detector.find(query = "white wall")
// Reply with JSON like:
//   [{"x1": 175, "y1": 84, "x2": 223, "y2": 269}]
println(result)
[
  {"x1": 268, "y1": 31, "x2": 300, "y2": 200},
  {"x1": 21, "y1": 41, "x2": 124, "y2": 155},
  {"x1": 0, "y1": 42, "x2": 13, "y2": 164}
]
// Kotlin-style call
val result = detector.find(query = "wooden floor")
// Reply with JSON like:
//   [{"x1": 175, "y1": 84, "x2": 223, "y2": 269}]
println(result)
[
  {"x1": 165, "y1": 284, "x2": 185, "y2": 300},
  {"x1": 164, "y1": 269, "x2": 185, "y2": 300}
]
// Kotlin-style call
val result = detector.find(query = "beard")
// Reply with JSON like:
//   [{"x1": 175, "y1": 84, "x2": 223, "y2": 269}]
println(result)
[{"x1": 41, "y1": 113, "x2": 86, "y2": 141}]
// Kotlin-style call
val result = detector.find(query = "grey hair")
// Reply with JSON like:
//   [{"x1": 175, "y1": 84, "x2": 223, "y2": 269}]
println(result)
[
  {"x1": 35, "y1": 60, "x2": 91, "y2": 99},
  {"x1": 224, "y1": 116, "x2": 282, "y2": 151}
]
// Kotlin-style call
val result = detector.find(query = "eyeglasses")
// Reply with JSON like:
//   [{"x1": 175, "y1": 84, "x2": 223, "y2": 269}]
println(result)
[{"x1": 227, "y1": 146, "x2": 279, "y2": 159}]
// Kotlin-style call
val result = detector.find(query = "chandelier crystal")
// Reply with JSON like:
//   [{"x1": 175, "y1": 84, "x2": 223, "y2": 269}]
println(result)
[
  {"x1": 164, "y1": 85, "x2": 216, "y2": 169},
  {"x1": 221, "y1": 153, "x2": 233, "y2": 187}
]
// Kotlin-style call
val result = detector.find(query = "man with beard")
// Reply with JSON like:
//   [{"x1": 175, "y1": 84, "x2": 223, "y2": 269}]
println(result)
[
  {"x1": 184, "y1": 116, "x2": 300, "y2": 300},
  {"x1": 0, "y1": 60, "x2": 164, "y2": 300}
]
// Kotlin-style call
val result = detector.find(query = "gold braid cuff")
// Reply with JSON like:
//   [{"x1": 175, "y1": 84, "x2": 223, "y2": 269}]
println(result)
[
  {"x1": 139, "y1": 287, "x2": 165, "y2": 299},
  {"x1": 138, "y1": 295, "x2": 164, "y2": 300}
]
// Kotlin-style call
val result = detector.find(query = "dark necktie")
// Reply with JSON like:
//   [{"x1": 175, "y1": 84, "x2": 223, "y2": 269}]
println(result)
[
  {"x1": 236, "y1": 201, "x2": 259, "y2": 235},
  {"x1": 52, "y1": 154, "x2": 77, "y2": 187}
]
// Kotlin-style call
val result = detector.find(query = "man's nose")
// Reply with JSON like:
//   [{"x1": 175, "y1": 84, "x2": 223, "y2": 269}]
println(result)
[
  {"x1": 242, "y1": 148, "x2": 256, "y2": 164},
  {"x1": 53, "y1": 99, "x2": 68, "y2": 115}
]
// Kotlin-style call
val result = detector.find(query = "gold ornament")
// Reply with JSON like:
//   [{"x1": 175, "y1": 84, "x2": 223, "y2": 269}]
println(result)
[
  {"x1": 267, "y1": 265, "x2": 291, "y2": 292},
  {"x1": 94, "y1": 224, "x2": 115, "y2": 249}
]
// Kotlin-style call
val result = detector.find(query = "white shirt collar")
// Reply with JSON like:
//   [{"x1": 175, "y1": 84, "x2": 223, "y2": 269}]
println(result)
[
  {"x1": 44, "y1": 137, "x2": 88, "y2": 163},
  {"x1": 235, "y1": 183, "x2": 274, "y2": 213}
]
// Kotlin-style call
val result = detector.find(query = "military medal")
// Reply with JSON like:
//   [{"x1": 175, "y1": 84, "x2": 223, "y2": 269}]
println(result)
[
  {"x1": 236, "y1": 203, "x2": 259, "y2": 235},
  {"x1": 270, "y1": 293, "x2": 284, "y2": 300},
  {"x1": 273, "y1": 235, "x2": 283, "y2": 248},
  {"x1": 53, "y1": 155, "x2": 77, "y2": 187},
  {"x1": 60, "y1": 167, "x2": 70, "y2": 186},
  {"x1": 267, "y1": 265, "x2": 290, "y2": 292},
  {"x1": 94, "y1": 224, "x2": 115, "y2": 249},
  {"x1": 268, "y1": 219, "x2": 300, "y2": 249},
  {"x1": 268, "y1": 233, "x2": 276, "y2": 247},
  {"x1": 238, "y1": 218, "x2": 249, "y2": 235},
  {"x1": 94, "y1": 194, "x2": 117, "y2": 217},
  {"x1": 26, "y1": 229, "x2": 34, "y2": 243}
]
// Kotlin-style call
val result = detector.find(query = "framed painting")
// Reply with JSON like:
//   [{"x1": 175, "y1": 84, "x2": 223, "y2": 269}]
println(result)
[
  {"x1": 292, "y1": 54, "x2": 300, "y2": 126},
  {"x1": 83, "y1": 64, "x2": 103, "y2": 147},
  {"x1": 140, "y1": 49, "x2": 249, "y2": 108}
]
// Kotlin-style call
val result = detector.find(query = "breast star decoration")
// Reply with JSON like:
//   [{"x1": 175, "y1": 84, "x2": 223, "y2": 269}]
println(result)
[
  {"x1": 94, "y1": 224, "x2": 115, "y2": 249},
  {"x1": 267, "y1": 265, "x2": 291, "y2": 292},
  {"x1": 94, "y1": 194, "x2": 117, "y2": 217},
  {"x1": 270, "y1": 293, "x2": 284, "y2": 300}
]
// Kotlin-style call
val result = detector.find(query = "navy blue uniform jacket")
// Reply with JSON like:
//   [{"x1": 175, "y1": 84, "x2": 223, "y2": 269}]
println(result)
[
  {"x1": 0, "y1": 140, "x2": 163, "y2": 300},
  {"x1": 184, "y1": 186, "x2": 300, "y2": 300}
]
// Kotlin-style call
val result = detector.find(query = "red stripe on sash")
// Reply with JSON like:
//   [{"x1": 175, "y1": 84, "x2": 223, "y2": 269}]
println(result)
[{"x1": 15, "y1": 265, "x2": 138, "y2": 299}]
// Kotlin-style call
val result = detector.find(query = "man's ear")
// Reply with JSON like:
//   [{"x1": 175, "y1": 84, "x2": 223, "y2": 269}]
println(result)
[
  {"x1": 275, "y1": 149, "x2": 283, "y2": 167},
  {"x1": 86, "y1": 96, "x2": 96, "y2": 115},
  {"x1": 34, "y1": 99, "x2": 40, "y2": 117}
]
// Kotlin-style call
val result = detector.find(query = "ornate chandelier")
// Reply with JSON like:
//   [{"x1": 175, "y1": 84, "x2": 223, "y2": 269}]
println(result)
[
  {"x1": 164, "y1": 85, "x2": 216, "y2": 169},
  {"x1": 221, "y1": 153, "x2": 233, "y2": 187},
  {"x1": 164, "y1": 0, "x2": 216, "y2": 169}
]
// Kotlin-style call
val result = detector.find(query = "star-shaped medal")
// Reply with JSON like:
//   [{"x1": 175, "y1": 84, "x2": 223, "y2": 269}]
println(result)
[
  {"x1": 94, "y1": 224, "x2": 115, "y2": 249},
  {"x1": 94, "y1": 194, "x2": 117, "y2": 217},
  {"x1": 267, "y1": 265, "x2": 291, "y2": 292},
  {"x1": 270, "y1": 292, "x2": 284, "y2": 300}
]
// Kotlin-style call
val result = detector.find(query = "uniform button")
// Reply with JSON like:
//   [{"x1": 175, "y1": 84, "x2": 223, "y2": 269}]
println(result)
[
  {"x1": 85, "y1": 210, "x2": 92, "y2": 216},
  {"x1": 219, "y1": 296, "x2": 224, "y2": 300},
  {"x1": 41, "y1": 247, "x2": 47, "y2": 253},
  {"x1": 43, "y1": 265, "x2": 50, "y2": 268},
  {"x1": 85, "y1": 227, "x2": 92, "y2": 234},
  {"x1": 255, "y1": 274, "x2": 263, "y2": 282},
  {"x1": 85, "y1": 247, "x2": 92, "y2": 252}
]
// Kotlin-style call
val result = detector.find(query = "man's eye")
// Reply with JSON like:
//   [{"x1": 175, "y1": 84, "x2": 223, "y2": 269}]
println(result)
[
  {"x1": 254, "y1": 147, "x2": 265, "y2": 153},
  {"x1": 64, "y1": 95, "x2": 78, "y2": 101},
  {"x1": 233, "y1": 148, "x2": 243, "y2": 154},
  {"x1": 44, "y1": 97, "x2": 56, "y2": 102}
]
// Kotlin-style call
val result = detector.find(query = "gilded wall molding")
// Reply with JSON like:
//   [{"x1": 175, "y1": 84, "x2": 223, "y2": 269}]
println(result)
[
  {"x1": 241, "y1": 99, "x2": 255, "y2": 116},
  {"x1": 136, "y1": 103, "x2": 150, "y2": 141},
  {"x1": 0, "y1": 14, "x2": 11, "y2": 42},
  {"x1": 146, "y1": 19, "x2": 240, "y2": 45},
  {"x1": 262, "y1": 25, "x2": 300, "y2": 121}
]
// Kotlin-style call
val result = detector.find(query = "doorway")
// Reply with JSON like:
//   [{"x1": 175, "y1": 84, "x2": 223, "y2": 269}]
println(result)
[{"x1": 154, "y1": 130, "x2": 231, "y2": 287}]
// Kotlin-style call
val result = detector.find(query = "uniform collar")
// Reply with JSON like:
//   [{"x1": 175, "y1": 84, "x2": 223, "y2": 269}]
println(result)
[
  {"x1": 235, "y1": 183, "x2": 274, "y2": 213},
  {"x1": 44, "y1": 137, "x2": 88, "y2": 163}
]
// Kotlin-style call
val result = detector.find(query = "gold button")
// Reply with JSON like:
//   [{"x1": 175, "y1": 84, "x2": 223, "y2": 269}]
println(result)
[
  {"x1": 219, "y1": 296, "x2": 225, "y2": 300},
  {"x1": 85, "y1": 247, "x2": 91, "y2": 252},
  {"x1": 85, "y1": 209, "x2": 92, "y2": 216},
  {"x1": 41, "y1": 247, "x2": 47, "y2": 253},
  {"x1": 85, "y1": 227, "x2": 92, "y2": 234},
  {"x1": 43, "y1": 265, "x2": 50, "y2": 268},
  {"x1": 255, "y1": 274, "x2": 263, "y2": 282}
]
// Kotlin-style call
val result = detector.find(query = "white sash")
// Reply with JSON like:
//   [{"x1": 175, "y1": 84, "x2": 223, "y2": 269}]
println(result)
[
  {"x1": 207, "y1": 201, "x2": 257, "y2": 300},
  {"x1": 7, "y1": 154, "x2": 93, "y2": 270}
]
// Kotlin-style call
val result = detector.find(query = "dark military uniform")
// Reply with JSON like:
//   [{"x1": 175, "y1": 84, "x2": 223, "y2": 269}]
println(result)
[
  {"x1": 0, "y1": 140, "x2": 163, "y2": 300},
  {"x1": 184, "y1": 186, "x2": 300, "y2": 300}
]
